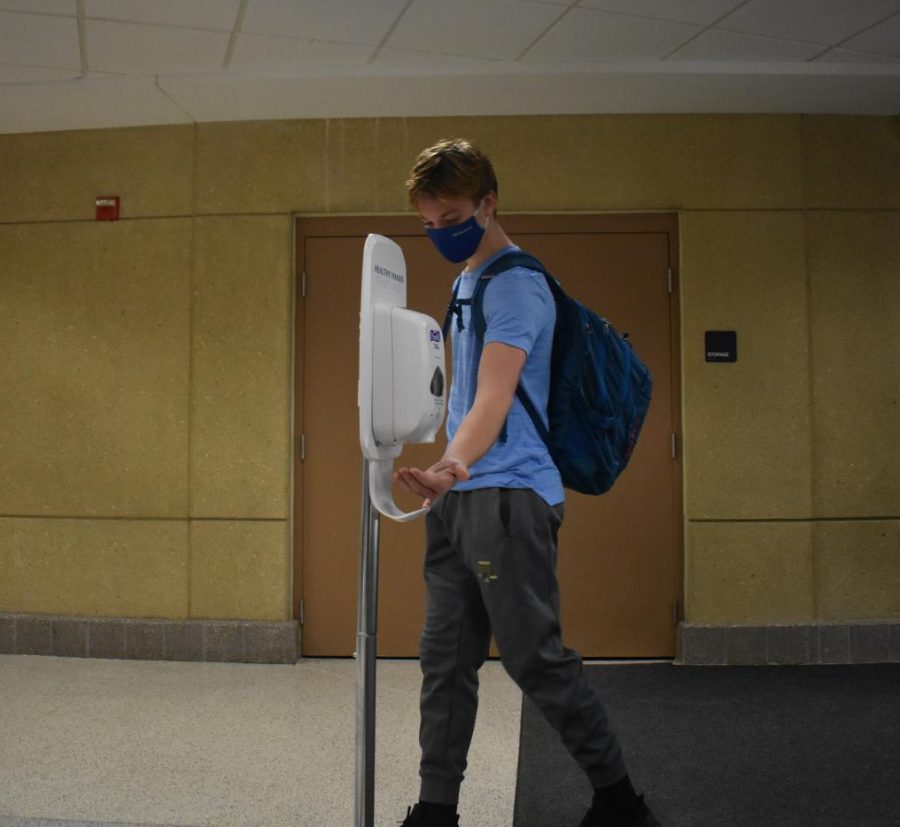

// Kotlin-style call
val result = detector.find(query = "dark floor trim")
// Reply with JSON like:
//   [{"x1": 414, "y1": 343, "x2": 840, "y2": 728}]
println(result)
[
  {"x1": 0, "y1": 613, "x2": 298, "y2": 664},
  {"x1": 678, "y1": 620, "x2": 900, "y2": 665}
]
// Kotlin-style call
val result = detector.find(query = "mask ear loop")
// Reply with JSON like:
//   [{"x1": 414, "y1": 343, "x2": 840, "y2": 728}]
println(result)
[{"x1": 476, "y1": 198, "x2": 491, "y2": 235}]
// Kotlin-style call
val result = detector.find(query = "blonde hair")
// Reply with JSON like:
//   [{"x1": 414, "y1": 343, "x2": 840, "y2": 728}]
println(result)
[{"x1": 406, "y1": 138, "x2": 498, "y2": 205}]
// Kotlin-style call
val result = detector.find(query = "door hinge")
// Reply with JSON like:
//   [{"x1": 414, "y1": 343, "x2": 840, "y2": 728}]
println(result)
[
  {"x1": 673, "y1": 599, "x2": 682, "y2": 625},
  {"x1": 667, "y1": 268, "x2": 673, "y2": 294},
  {"x1": 670, "y1": 432, "x2": 677, "y2": 459},
  {"x1": 301, "y1": 271, "x2": 307, "y2": 298},
  {"x1": 300, "y1": 433, "x2": 306, "y2": 461},
  {"x1": 299, "y1": 597, "x2": 305, "y2": 625}
]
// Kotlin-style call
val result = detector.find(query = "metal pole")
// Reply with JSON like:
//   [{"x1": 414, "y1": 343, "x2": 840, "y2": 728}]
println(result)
[{"x1": 355, "y1": 459, "x2": 380, "y2": 827}]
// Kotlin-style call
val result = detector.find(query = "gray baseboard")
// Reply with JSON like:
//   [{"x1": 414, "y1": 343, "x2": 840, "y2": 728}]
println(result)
[
  {"x1": 678, "y1": 620, "x2": 900, "y2": 666},
  {"x1": 0, "y1": 612, "x2": 299, "y2": 664}
]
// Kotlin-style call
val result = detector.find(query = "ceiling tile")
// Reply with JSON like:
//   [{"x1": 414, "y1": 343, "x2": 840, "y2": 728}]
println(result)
[
  {"x1": 579, "y1": 0, "x2": 745, "y2": 27},
  {"x1": 86, "y1": 0, "x2": 241, "y2": 32},
  {"x1": 242, "y1": 0, "x2": 408, "y2": 45},
  {"x1": 524, "y1": 7, "x2": 702, "y2": 61},
  {"x1": 86, "y1": 20, "x2": 230, "y2": 74},
  {"x1": 387, "y1": 0, "x2": 564, "y2": 60},
  {"x1": 717, "y1": 0, "x2": 900, "y2": 46},
  {"x1": 842, "y1": 13, "x2": 900, "y2": 57},
  {"x1": 0, "y1": 11, "x2": 79, "y2": 68},
  {"x1": 0, "y1": 1, "x2": 74, "y2": 15},
  {"x1": 670, "y1": 28, "x2": 824, "y2": 61},
  {"x1": 230, "y1": 33, "x2": 373, "y2": 69},
  {"x1": 813, "y1": 47, "x2": 900, "y2": 64}
]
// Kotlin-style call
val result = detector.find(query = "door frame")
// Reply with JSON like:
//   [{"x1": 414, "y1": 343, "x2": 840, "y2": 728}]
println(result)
[{"x1": 292, "y1": 211, "x2": 684, "y2": 650}]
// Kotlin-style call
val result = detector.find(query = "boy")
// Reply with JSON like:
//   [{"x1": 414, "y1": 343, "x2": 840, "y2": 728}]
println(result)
[{"x1": 395, "y1": 138, "x2": 661, "y2": 827}]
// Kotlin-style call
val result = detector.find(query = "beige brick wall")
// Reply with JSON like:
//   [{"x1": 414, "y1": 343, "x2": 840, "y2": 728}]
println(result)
[{"x1": 1, "y1": 114, "x2": 897, "y2": 624}]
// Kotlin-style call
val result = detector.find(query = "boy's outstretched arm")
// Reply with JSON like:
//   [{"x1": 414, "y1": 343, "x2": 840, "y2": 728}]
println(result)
[{"x1": 394, "y1": 341, "x2": 526, "y2": 504}]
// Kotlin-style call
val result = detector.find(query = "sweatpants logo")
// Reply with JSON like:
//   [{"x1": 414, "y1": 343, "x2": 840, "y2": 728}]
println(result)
[{"x1": 477, "y1": 560, "x2": 499, "y2": 584}]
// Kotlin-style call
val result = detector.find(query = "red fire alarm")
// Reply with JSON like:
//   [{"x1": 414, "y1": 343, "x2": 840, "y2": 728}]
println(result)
[{"x1": 95, "y1": 195, "x2": 120, "y2": 221}]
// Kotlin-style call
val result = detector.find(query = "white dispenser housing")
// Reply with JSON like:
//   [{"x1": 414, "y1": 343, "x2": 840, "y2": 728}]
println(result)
[{"x1": 359, "y1": 234, "x2": 446, "y2": 521}]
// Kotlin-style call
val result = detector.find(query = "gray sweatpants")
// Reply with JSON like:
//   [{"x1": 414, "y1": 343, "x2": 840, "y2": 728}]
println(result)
[{"x1": 418, "y1": 487, "x2": 627, "y2": 806}]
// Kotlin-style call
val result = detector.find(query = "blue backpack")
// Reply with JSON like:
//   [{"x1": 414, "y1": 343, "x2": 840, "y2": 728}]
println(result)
[{"x1": 442, "y1": 251, "x2": 653, "y2": 495}]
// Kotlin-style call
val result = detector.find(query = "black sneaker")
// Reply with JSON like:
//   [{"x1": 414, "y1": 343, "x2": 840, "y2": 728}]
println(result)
[
  {"x1": 577, "y1": 794, "x2": 662, "y2": 827},
  {"x1": 400, "y1": 803, "x2": 460, "y2": 827}
]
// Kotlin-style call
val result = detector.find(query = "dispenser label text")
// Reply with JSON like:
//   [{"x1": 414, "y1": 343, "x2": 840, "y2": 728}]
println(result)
[{"x1": 374, "y1": 264, "x2": 404, "y2": 285}]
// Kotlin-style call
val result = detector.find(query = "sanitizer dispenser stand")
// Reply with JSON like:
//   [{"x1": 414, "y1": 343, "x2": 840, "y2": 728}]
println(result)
[{"x1": 356, "y1": 234, "x2": 446, "y2": 827}]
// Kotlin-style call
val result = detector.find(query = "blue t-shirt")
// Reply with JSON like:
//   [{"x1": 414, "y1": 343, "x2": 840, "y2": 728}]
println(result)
[{"x1": 447, "y1": 245, "x2": 564, "y2": 507}]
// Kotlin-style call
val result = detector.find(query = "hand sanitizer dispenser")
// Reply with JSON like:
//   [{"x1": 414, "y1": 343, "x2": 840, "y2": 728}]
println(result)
[
  {"x1": 356, "y1": 233, "x2": 445, "y2": 827},
  {"x1": 359, "y1": 234, "x2": 446, "y2": 522}
]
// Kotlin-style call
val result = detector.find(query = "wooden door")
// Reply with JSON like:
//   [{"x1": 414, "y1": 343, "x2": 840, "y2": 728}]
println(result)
[{"x1": 294, "y1": 214, "x2": 682, "y2": 657}]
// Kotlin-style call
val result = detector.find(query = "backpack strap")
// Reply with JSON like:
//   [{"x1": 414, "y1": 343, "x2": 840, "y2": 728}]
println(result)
[
  {"x1": 471, "y1": 251, "x2": 555, "y2": 448},
  {"x1": 441, "y1": 277, "x2": 471, "y2": 339},
  {"x1": 445, "y1": 251, "x2": 552, "y2": 339}
]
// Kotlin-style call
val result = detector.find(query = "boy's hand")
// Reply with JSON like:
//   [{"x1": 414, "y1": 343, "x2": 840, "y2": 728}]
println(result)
[{"x1": 394, "y1": 457, "x2": 470, "y2": 507}]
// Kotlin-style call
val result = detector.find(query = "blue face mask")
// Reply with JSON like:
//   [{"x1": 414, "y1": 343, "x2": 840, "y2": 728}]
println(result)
[{"x1": 426, "y1": 203, "x2": 486, "y2": 263}]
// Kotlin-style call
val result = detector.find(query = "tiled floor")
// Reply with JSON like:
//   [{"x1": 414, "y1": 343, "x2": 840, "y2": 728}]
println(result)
[{"x1": 0, "y1": 655, "x2": 522, "y2": 827}]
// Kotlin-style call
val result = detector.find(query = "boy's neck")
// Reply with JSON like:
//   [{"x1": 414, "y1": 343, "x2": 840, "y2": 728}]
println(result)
[{"x1": 465, "y1": 221, "x2": 514, "y2": 272}]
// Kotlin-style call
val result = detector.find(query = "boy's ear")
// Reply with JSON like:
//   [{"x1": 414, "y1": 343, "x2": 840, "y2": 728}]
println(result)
[{"x1": 482, "y1": 190, "x2": 498, "y2": 217}]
